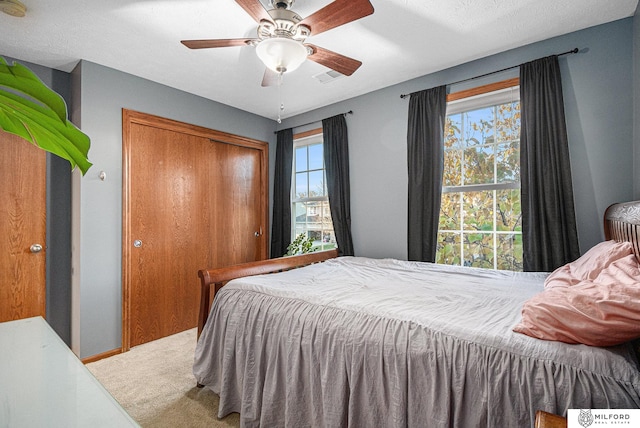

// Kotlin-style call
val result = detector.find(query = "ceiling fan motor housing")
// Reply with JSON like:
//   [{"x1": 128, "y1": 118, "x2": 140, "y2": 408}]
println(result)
[{"x1": 259, "y1": 8, "x2": 309, "y2": 41}]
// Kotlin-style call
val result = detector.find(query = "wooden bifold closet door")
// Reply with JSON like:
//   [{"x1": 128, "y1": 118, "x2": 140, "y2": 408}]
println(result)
[{"x1": 122, "y1": 110, "x2": 268, "y2": 349}]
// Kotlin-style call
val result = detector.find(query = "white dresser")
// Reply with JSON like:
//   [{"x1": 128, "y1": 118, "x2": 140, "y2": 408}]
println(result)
[{"x1": 0, "y1": 316, "x2": 139, "y2": 427}]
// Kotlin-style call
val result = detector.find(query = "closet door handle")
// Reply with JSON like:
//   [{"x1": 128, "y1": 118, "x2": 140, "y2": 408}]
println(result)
[
  {"x1": 254, "y1": 227, "x2": 263, "y2": 237},
  {"x1": 30, "y1": 244, "x2": 43, "y2": 253}
]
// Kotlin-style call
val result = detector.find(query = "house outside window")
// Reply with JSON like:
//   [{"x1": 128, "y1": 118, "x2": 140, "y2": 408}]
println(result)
[
  {"x1": 437, "y1": 80, "x2": 523, "y2": 271},
  {"x1": 292, "y1": 131, "x2": 337, "y2": 251}
]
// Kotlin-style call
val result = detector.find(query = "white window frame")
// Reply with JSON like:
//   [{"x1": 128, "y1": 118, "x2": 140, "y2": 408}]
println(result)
[
  {"x1": 291, "y1": 131, "x2": 336, "y2": 251},
  {"x1": 439, "y1": 83, "x2": 522, "y2": 270}
]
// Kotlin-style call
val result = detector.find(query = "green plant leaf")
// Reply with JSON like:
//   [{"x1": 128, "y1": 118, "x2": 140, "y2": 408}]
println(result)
[
  {"x1": 286, "y1": 233, "x2": 318, "y2": 256},
  {"x1": 0, "y1": 57, "x2": 92, "y2": 174}
]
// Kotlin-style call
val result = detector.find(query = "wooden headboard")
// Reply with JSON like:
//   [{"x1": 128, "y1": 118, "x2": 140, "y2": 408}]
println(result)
[
  {"x1": 604, "y1": 200, "x2": 640, "y2": 262},
  {"x1": 196, "y1": 249, "x2": 339, "y2": 338}
]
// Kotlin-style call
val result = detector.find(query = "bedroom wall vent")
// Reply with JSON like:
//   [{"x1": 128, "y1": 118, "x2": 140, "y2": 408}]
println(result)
[{"x1": 313, "y1": 70, "x2": 344, "y2": 84}]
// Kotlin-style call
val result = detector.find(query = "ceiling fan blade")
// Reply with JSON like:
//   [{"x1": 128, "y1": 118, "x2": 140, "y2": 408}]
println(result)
[
  {"x1": 307, "y1": 45, "x2": 362, "y2": 76},
  {"x1": 235, "y1": 0, "x2": 272, "y2": 23},
  {"x1": 299, "y1": 0, "x2": 374, "y2": 36},
  {"x1": 181, "y1": 38, "x2": 256, "y2": 49}
]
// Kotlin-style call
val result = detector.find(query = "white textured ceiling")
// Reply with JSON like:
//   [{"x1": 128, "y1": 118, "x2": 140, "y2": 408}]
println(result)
[{"x1": 0, "y1": 0, "x2": 637, "y2": 121}]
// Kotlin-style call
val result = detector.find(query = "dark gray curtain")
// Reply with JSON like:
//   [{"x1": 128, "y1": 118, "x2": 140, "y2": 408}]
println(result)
[
  {"x1": 323, "y1": 114, "x2": 354, "y2": 256},
  {"x1": 270, "y1": 128, "x2": 293, "y2": 258},
  {"x1": 520, "y1": 55, "x2": 580, "y2": 272},
  {"x1": 407, "y1": 86, "x2": 447, "y2": 262}
]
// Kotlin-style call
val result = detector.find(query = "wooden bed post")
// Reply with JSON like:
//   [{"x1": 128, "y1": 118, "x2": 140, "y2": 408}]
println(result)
[{"x1": 196, "y1": 269, "x2": 213, "y2": 339}]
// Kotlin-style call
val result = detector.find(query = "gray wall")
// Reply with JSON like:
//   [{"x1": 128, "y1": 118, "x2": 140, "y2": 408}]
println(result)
[
  {"x1": 279, "y1": 18, "x2": 635, "y2": 261},
  {"x1": 72, "y1": 61, "x2": 276, "y2": 358}
]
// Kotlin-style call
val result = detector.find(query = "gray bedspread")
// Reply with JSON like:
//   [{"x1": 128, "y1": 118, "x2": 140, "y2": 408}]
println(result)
[{"x1": 193, "y1": 257, "x2": 640, "y2": 427}]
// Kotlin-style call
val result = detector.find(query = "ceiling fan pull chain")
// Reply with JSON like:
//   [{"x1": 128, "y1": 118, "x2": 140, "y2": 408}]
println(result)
[
  {"x1": 277, "y1": 72, "x2": 284, "y2": 123},
  {"x1": 278, "y1": 102, "x2": 284, "y2": 123}
]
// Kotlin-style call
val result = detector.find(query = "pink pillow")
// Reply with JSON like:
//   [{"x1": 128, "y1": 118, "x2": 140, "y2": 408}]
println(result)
[
  {"x1": 544, "y1": 240, "x2": 634, "y2": 289},
  {"x1": 514, "y1": 254, "x2": 640, "y2": 346}
]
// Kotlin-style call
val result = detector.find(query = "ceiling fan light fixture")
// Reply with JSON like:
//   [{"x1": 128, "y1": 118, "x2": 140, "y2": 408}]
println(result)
[{"x1": 256, "y1": 37, "x2": 308, "y2": 74}]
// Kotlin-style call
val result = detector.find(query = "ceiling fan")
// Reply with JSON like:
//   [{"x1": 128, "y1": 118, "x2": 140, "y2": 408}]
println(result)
[{"x1": 181, "y1": 0, "x2": 374, "y2": 86}]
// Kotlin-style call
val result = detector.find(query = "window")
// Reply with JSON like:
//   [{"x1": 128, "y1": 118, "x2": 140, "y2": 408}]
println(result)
[
  {"x1": 436, "y1": 80, "x2": 522, "y2": 271},
  {"x1": 292, "y1": 130, "x2": 337, "y2": 251}
]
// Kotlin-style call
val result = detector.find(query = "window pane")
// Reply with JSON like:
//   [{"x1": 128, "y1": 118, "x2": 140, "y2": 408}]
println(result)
[
  {"x1": 323, "y1": 202, "x2": 331, "y2": 217},
  {"x1": 439, "y1": 192, "x2": 461, "y2": 230},
  {"x1": 309, "y1": 230, "x2": 322, "y2": 241},
  {"x1": 295, "y1": 146, "x2": 307, "y2": 172},
  {"x1": 436, "y1": 232, "x2": 461, "y2": 265},
  {"x1": 463, "y1": 145, "x2": 494, "y2": 185},
  {"x1": 292, "y1": 200, "x2": 335, "y2": 252},
  {"x1": 293, "y1": 201, "x2": 307, "y2": 239},
  {"x1": 443, "y1": 149, "x2": 462, "y2": 186},
  {"x1": 496, "y1": 189, "x2": 521, "y2": 232},
  {"x1": 308, "y1": 143, "x2": 323, "y2": 170},
  {"x1": 496, "y1": 233, "x2": 523, "y2": 271},
  {"x1": 319, "y1": 200, "x2": 336, "y2": 251},
  {"x1": 496, "y1": 102, "x2": 520, "y2": 143},
  {"x1": 295, "y1": 172, "x2": 308, "y2": 198},
  {"x1": 445, "y1": 115, "x2": 462, "y2": 150},
  {"x1": 462, "y1": 190, "x2": 494, "y2": 232},
  {"x1": 293, "y1": 202, "x2": 307, "y2": 221},
  {"x1": 464, "y1": 107, "x2": 494, "y2": 147},
  {"x1": 323, "y1": 171, "x2": 328, "y2": 195},
  {"x1": 294, "y1": 226, "x2": 306, "y2": 239},
  {"x1": 308, "y1": 170, "x2": 324, "y2": 197},
  {"x1": 496, "y1": 141, "x2": 519, "y2": 183},
  {"x1": 463, "y1": 232, "x2": 493, "y2": 268},
  {"x1": 321, "y1": 200, "x2": 333, "y2": 224}
]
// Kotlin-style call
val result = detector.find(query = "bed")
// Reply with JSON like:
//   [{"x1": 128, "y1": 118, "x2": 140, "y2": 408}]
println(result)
[{"x1": 194, "y1": 201, "x2": 640, "y2": 427}]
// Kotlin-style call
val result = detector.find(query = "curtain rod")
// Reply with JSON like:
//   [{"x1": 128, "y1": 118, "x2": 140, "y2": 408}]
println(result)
[
  {"x1": 274, "y1": 110, "x2": 353, "y2": 134},
  {"x1": 399, "y1": 48, "x2": 579, "y2": 99}
]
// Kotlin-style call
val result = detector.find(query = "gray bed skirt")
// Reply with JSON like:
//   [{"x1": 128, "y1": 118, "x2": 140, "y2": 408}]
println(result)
[{"x1": 194, "y1": 257, "x2": 640, "y2": 427}]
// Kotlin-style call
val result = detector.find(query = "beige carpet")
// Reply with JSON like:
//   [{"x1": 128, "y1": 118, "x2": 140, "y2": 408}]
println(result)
[{"x1": 86, "y1": 329, "x2": 240, "y2": 428}]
